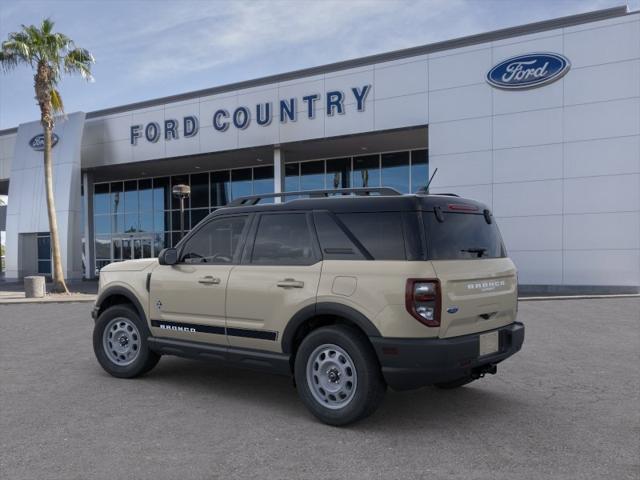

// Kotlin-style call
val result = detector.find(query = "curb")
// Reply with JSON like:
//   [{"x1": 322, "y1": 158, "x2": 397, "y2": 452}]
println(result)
[{"x1": 0, "y1": 296, "x2": 96, "y2": 305}]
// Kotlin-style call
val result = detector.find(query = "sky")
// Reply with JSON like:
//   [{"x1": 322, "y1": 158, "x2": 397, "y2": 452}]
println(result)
[{"x1": 0, "y1": 0, "x2": 636, "y2": 130}]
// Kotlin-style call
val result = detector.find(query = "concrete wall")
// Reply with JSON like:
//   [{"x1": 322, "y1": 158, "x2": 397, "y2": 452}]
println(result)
[
  {"x1": 427, "y1": 13, "x2": 640, "y2": 289},
  {"x1": 4, "y1": 113, "x2": 85, "y2": 280}
]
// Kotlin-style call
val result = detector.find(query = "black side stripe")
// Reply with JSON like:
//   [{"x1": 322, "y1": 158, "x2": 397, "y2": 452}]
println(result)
[{"x1": 150, "y1": 320, "x2": 277, "y2": 341}]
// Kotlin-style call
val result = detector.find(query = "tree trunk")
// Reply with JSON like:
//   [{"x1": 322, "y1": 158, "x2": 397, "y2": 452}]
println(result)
[
  {"x1": 35, "y1": 63, "x2": 68, "y2": 294},
  {"x1": 43, "y1": 123, "x2": 68, "y2": 293}
]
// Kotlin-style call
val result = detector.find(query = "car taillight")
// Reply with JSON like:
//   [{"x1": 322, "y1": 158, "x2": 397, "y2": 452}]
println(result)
[{"x1": 405, "y1": 279, "x2": 441, "y2": 327}]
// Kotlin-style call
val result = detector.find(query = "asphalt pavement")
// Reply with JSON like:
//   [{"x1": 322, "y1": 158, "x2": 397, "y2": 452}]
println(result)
[{"x1": 0, "y1": 298, "x2": 638, "y2": 480}]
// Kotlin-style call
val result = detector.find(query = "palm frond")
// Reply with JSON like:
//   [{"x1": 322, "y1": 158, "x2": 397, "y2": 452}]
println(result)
[
  {"x1": 50, "y1": 88, "x2": 64, "y2": 114},
  {"x1": 64, "y1": 47, "x2": 94, "y2": 81}
]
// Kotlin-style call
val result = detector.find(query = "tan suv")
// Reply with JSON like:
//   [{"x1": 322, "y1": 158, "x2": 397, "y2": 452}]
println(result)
[{"x1": 92, "y1": 188, "x2": 524, "y2": 425}]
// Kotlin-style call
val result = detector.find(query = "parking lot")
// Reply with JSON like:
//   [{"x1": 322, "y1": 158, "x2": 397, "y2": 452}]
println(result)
[{"x1": 0, "y1": 298, "x2": 638, "y2": 479}]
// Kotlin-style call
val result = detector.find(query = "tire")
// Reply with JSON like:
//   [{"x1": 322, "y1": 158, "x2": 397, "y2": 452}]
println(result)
[
  {"x1": 434, "y1": 376, "x2": 475, "y2": 390},
  {"x1": 93, "y1": 304, "x2": 160, "y2": 378},
  {"x1": 294, "y1": 325, "x2": 386, "y2": 426}
]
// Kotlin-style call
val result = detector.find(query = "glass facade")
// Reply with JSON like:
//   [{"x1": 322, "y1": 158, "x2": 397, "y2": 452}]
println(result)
[{"x1": 92, "y1": 149, "x2": 427, "y2": 272}]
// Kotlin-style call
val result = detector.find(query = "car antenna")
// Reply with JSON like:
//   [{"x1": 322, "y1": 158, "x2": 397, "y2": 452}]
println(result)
[{"x1": 425, "y1": 168, "x2": 438, "y2": 193}]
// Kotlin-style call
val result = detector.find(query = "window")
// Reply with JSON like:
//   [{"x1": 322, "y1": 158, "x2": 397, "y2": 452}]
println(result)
[
  {"x1": 381, "y1": 152, "x2": 409, "y2": 193},
  {"x1": 423, "y1": 212, "x2": 506, "y2": 260},
  {"x1": 181, "y1": 216, "x2": 247, "y2": 264},
  {"x1": 37, "y1": 232, "x2": 51, "y2": 274},
  {"x1": 326, "y1": 158, "x2": 350, "y2": 190},
  {"x1": 231, "y1": 169, "x2": 252, "y2": 199},
  {"x1": 251, "y1": 214, "x2": 315, "y2": 265},
  {"x1": 190, "y1": 173, "x2": 209, "y2": 208},
  {"x1": 301, "y1": 161, "x2": 324, "y2": 191},
  {"x1": 211, "y1": 171, "x2": 230, "y2": 207},
  {"x1": 337, "y1": 212, "x2": 405, "y2": 260},
  {"x1": 352, "y1": 155, "x2": 380, "y2": 188},
  {"x1": 411, "y1": 149, "x2": 428, "y2": 193},
  {"x1": 285, "y1": 163, "x2": 300, "y2": 192},
  {"x1": 253, "y1": 166, "x2": 274, "y2": 198},
  {"x1": 313, "y1": 212, "x2": 365, "y2": 260}
]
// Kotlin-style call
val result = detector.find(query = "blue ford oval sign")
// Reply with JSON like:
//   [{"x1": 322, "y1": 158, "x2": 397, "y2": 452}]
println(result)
[
  {"x1": 29, "y1": 133, "x2": 59, "y2": 151},
  {"x1": 487, "y1": 53, "x2": 570, "y2": 90}
]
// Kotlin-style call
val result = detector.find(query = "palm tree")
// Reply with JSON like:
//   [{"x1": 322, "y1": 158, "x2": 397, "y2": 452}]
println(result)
[{"x1": 0, "y1": 19, "x2": 94, "y2": 293}]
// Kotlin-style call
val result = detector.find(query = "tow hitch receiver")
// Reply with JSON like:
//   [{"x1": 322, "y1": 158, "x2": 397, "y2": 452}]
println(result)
[{"x1": 472, "y1": 364, "x2": 497, "y2": 379}]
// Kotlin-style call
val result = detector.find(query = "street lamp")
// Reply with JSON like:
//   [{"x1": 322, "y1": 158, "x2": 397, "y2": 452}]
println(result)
[{"x1": 172, "y1": 184, "x2": 191, "y2": 240}]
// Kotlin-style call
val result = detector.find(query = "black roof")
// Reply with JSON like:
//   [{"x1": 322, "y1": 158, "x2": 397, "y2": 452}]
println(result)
[{"x1": 209, "y1": 193, "x2": 489, "y2": 217}]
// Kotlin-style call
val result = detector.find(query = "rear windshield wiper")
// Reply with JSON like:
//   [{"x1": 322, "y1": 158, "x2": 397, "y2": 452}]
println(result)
[{"x1": 460, "y1": 248, "x2": 487, "y2": 258}]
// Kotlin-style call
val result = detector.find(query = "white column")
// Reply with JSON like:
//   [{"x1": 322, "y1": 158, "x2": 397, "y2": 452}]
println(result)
[
  {"x1": 82, "y1": 172, "x2": 95, "y2": 279},
  {"x1": 273, "y1": 146, "x2": 285, "y2": 203}
]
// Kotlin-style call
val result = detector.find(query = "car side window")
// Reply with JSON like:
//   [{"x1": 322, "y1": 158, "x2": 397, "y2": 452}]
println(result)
[
  {"x1": 251, "y1": 213, "x2": 315, "y2": 265},
  {"x1": 181, "y1": 215, "x2": 247, "y2": 264}
]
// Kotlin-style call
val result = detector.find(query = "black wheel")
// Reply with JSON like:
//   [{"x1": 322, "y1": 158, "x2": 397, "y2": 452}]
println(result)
[
  {"x1": 294, "y1": 325, "x2": 386, "y2": 426},
  {"x1": 434, "y1": 376, "x2": 475, "y2": 389},
  {"x1": 93, "y1": 304, "x2": 160, "y2": 378}
]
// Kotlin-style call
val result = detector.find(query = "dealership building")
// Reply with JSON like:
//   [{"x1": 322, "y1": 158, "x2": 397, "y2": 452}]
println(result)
[{"x1": 0, "y1": 6, "x2": 638, "y2": 293}]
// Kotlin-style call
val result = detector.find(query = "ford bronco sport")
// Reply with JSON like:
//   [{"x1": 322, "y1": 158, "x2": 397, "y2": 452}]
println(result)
[{"x1": 92, "y1": 187, "x2": 524, "y2": 426}]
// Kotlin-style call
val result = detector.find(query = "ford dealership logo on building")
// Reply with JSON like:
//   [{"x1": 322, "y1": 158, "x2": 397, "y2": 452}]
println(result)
[
  {"x1": 487, "y1": 53, "x2": 570, "y2": 90},
  {"x1": 29, "y1": 133, "x2": 59, "y2": 151}
]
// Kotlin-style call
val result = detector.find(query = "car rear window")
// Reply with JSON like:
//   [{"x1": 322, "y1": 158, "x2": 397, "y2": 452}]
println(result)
[
  {"x1": 336, "y1": 212, "x2": 406, "y2": 260},
  {"x1": 423, "y1": 212, "x2": 506, "y2": 260}
]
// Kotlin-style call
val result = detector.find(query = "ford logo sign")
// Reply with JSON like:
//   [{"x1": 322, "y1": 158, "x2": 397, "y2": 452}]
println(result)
[
  {"x1": 29, "y1": 133, "x2": 59, "y2": 151},
  {"x1": 487, "y1": 53, "x2": 570, "y2": 90}
]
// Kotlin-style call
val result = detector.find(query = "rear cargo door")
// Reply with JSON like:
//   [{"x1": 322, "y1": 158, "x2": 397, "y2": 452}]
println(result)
[{"x1": 424, "y1": 209, "x2": 518, "y2": 338}]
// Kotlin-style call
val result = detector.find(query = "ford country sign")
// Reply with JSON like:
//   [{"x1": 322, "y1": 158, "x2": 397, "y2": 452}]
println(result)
[
  {"x1": 29, "y1": 133, "x2": 59, "y2": 151},
  {"x1": 487, "y1": 53, "x2": 570, "y2": 90}
]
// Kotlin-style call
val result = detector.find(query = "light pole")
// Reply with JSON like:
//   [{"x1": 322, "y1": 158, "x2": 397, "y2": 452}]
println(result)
[{"x1": 172, "y1": 184, "x2": 191, "y2": 240}]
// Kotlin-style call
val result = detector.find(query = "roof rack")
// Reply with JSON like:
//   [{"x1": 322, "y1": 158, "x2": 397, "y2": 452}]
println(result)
[{"x1": 227, "y1": 187, "x2": 402, "y2": 207}]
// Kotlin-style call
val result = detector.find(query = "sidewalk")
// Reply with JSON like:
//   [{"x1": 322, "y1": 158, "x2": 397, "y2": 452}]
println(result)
[{"x1": 0, "y1": 280, "x2": 98, "y2": 304}]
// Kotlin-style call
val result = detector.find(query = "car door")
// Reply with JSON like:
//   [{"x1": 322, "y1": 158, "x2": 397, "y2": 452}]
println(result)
[
  {"x1": 149, "y1": 214, "x2": 250, "y2": 346},
  {"x1": 226, "y1": 212, "x2": 322, "y2": 353}
]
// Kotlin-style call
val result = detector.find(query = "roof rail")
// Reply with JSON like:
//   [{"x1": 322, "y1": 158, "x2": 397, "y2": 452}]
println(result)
[{"x1": 227, "y1": 187, "x2": 402, "y2": 207}]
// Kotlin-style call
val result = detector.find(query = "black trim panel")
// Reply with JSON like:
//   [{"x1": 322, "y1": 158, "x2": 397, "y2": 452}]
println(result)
[
  {"x1": 147, "y1": 337, "x2": 291, "y2": 376},
  {"x1": 94, "y1": 286, "x2": 147, "y2": 324},
  {"x1": 227, "y1": 327, "x2": 277, "y2": 341},
  {"x1": 150, "y1": 319, "x2": 277, "y2": 341},
  {"x1": 281, "y1": 302, "x2": 381, "y2": 354}
]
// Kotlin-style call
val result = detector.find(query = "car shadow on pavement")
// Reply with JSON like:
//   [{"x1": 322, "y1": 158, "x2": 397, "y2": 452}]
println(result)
[{"x1": 130, "y1": 355, "x2": 528, "y2": 430}]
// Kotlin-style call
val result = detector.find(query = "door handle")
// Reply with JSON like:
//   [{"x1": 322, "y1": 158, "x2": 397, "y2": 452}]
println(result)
[
  {"x1": 277, "y1": 278, "x2": 305, "y2": 288},
  {"x1": 198, "y1": 276, "x2": 221, "y2": 285}
]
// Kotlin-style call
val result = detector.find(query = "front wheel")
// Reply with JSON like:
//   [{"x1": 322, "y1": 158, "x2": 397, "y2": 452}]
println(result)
[
  {"x1": 294, "y1": 325, "x2": 386, "y2": 426},
  {"x1": 93, "y1": 304, "x2": 160, "y2": 378}
]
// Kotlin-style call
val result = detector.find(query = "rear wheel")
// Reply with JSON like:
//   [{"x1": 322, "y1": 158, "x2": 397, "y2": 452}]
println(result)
[
  {"x1": 93, "y1": 304, "x2": 160, "y2": 378},
  {"x1": 294, "y1": 325, "x2": 386, "y2": 426}
]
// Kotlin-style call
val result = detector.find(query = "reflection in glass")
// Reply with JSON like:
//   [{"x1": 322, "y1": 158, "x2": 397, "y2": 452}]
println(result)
[
  {"x1": 112, "y1": 238, "x2": 123, "y2": 261},
  {"x1": 153, "y1": 177, "x2": 170, "y2": 211},
  {"x1": 94, "y1": 215, "x2": 111, "y2": 235},
  {"x1": 139, "y1": 179, "x2": 153, "y2": 211},
  {"x1": 253, "y1": 166, "x2": 274, "y2": 200},
  {"x1": 352, "y1": 155, "x2": 380, "y2": 188},
  {"x1": 211, "y1": 171, "x2": 230, "y2": 206},
  {"x1": 326, "y1": 158, "x2": 350, "y2": 190},
  {"x1": 285, "y1": 163, "x2": 300, "y2": 192},
  {"x1": 124, "y1": 212, "x2": 139, "y2": 232},
  {"x1": 110, "y1": 182, "x2": 123, "y2": 223},
  {"x1": 381, "y1": 152, "x2": 410, "y2": 193},
  {"x1": 124, "y1": 180, "x2": 138, "y2": 212},
  {"x1": 190, "y1": 173, "x2": 209, "y2": 208},
  {"x1": 95, "y1": 236, "x2": 111, "y2": 259},
  {"x1": 231, "y1": 168, "x2": 252, "y2": 199},
  {"x1": 94, "y1": 184, "x2": 110, "y2": 214},
  {"x1": 139, "y1": 212, "x2": 153, "y2": 232},
  {"x1": 153, "y1": 211, "x2": 168, "y2": 232},
  {"x1": 301, "y1": 161, "x2": 324, "y2": 191},
  {"x1": 171, "y1": 175, "x2": 190, "y2": 209},
  {"x1": 190, "y1": 208, "x2": 208, "y2": 229},
  {"x1": 411, "y1": 149, "x2": 429, "y2": 193}
]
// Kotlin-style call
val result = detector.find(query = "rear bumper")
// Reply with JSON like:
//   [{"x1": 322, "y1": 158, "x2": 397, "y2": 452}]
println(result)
[{"x1": 370, "y1": 322, "x2": 524, "y2": 391}]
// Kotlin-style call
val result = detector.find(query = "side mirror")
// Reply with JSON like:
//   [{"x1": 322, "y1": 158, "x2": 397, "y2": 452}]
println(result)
[{"x1": 158, "y1": 248, "x2": 178, "y2": 265}]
